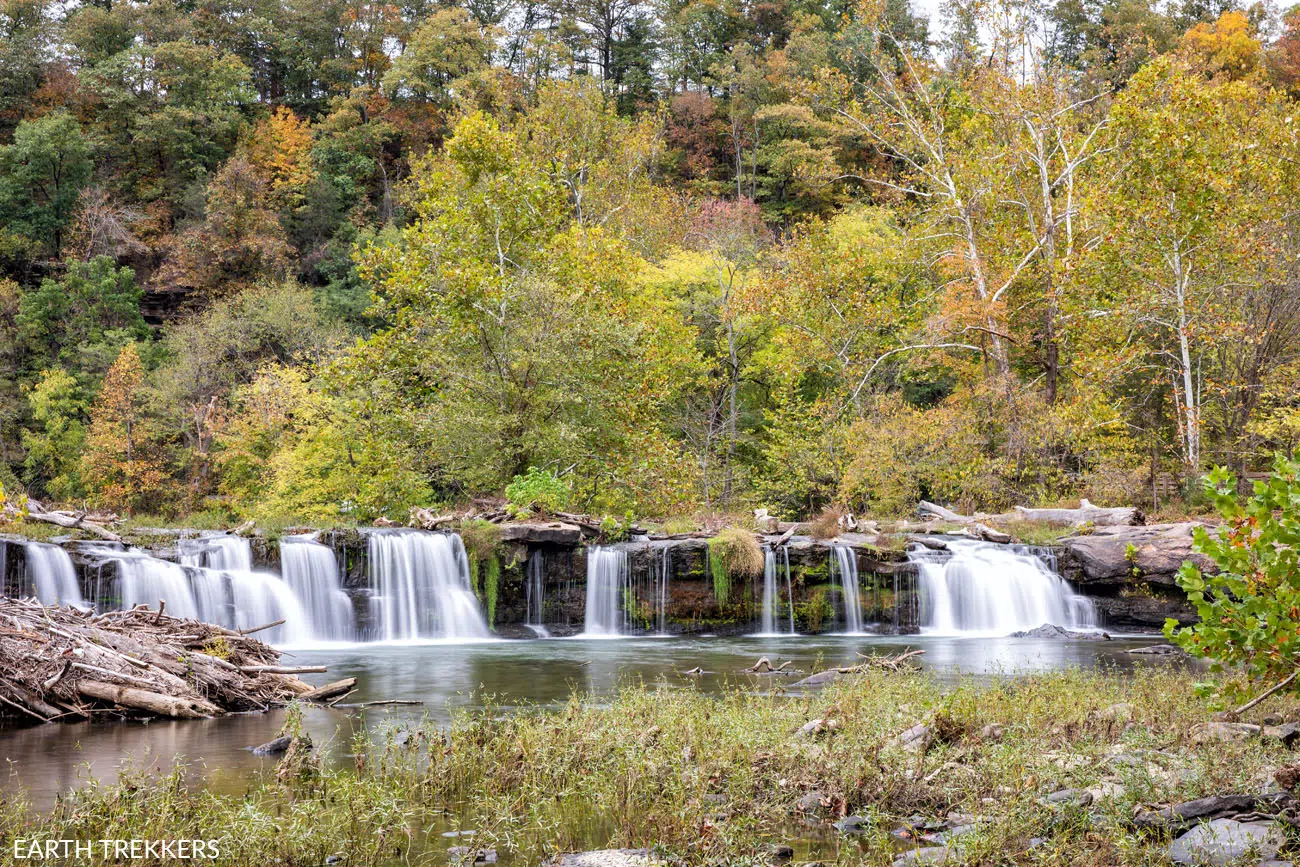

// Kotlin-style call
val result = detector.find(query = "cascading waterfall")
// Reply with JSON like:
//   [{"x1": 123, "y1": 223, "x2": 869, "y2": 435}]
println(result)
[
  {"x1": 524, "y1": 550, "x2": 550, "y2": 638},
  {"x1": 583, "y1": 547, "x2": 628, "y2": 636},
  {"x1": 910, "y1": 538, "x2": 1097, "y2": 636},
  {"x1": 112, "y1": 548, "x2": 200, "y2": 621},
  {"x1": 759, "y1": 546, "x2": 795, "y2": 635},
  {"x1": 24, "y1": 543, "x2": 86, "y2": 608},
  {"x1": 830, "y1": 545, "x2": 864, "y2": 634},
  {"x1": 178, "y1": 535, "x2": 311, "y2": 644},
  {"x1": 281, "y1": 535, "x2": 354, "y2": 642},
  {"x1": 367, "y1": 530, "x2": 490, "y2": 641}
]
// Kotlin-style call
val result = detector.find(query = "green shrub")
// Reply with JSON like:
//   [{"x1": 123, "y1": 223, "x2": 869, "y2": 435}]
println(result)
[
  {"x1": 1167, "y1": 456, "x2": 1300, "y2": 698},
  {"x1": 505, "y1": 466, "x2": 570, "y2": 518}
]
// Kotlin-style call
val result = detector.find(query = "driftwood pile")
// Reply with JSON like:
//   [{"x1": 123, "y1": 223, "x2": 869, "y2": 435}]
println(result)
[
  {"x1": 407, "y1": 505, "x2": 648, "y2": 539},
  {"x1": 0, "y1": 598, "x2": 346, "y2": 722}
]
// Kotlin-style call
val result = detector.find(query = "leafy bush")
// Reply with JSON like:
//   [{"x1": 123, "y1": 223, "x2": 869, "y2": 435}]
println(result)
[
  {"x1": 1166, "y1": 457, "x2": 1300, "y2": 697},
  {"x1": 707, "y1": 527, "x2": 764, "y2": 606},
  {"x1": 505, "y1": 466, "x2": 570, "y2": 518}
]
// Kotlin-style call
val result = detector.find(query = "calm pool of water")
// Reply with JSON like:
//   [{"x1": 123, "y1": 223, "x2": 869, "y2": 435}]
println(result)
[{"x1": 0, "y1": 632, "x2": 1177, "y2": 811}]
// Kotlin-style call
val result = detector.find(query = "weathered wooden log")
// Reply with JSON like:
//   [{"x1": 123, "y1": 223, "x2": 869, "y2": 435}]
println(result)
[
  {"x1": 240, "y1": 665, "x2": 328, "y2": 675},
  {"x1": 1012, "y1": 500, "x2": 1141, "y2": 527},
  {"x1": 239, "y1": 619, "x2": 285, "y2": 636},
  {"x1": 919, "y1": 499, "x2": 1142, "y2": 529},
  {"x1": 299, "y1": 677, "x2": 357, "y2": 702},
  {"x1": 76, "y1": 682, "x2": 221, "y2": 719}
]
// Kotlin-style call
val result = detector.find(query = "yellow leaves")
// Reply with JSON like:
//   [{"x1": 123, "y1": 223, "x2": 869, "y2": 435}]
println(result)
[
  {"x1": 244, "y1": 107, "x2": 316, "y2": 208},
  {"x1": 1181, "y1": 11, "x2": 1262, "y2": 81}
]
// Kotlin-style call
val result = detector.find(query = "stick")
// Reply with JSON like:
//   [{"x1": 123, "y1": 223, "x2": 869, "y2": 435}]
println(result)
[
  {"x1": 239, "y1": 619, "x2": 285, "y2": 636},
  {"x1": 69, "y1": 662, "x2": 159, "y2": 689},
  {"x1": 0, "y1": 694, "x2": 49, "y2": 722},
  {"x1": 1235, "y1": 670, "x2": 1300, "y2": 716},
  {"x1": 240, "y1": 665, "x2": 327, "y2": 675}
]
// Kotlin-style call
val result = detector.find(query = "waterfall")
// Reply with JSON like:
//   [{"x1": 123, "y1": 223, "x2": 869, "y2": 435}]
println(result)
[
  {"x1": 760, "y1": 547, "x2": 794, "y2": 635},
  {"x1": 910, "y1": 538, "x2": 1097, "y2": 636},
  {"x1": 178, "y1": 535, "x2": 311, "y2": 644},
  {"x1": 113, "y1": 549, "x2": 200, "y2": 620},
  {"x1": 655, "y1": 545, "x2": 672, "y2": 634},
  {"x1": 367, "y1": 530, "x2": 490, "y2": 641},
  {"x1": 524, "y1": 550, "x2": 550, "y2": 637},
  {"x1": 24, "y1": 543, "x2": 86, "y2": 608},
  {"x1": 831, "y1": 545, "x2": 864, "y2": 634},
  {"x1": 583, "y1": 547, "x2": 628, "y2": 636},
  {"x1": 281, "y1": 535, "x2": 355, "y2": 642}
]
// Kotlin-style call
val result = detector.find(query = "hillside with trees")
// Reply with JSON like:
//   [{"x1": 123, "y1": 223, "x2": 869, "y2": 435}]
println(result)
[{"x1": 3, "y1": 0, "x2": 1300, "y2": 523}]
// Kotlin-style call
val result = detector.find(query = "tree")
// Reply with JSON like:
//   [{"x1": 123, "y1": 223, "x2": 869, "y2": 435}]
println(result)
[
  {"x1": 155, "y1": 157, "x2": 295, "y2": 296},
  {"x1": 0, "y1": 111, "x2": 92, "y2": 255},
  {"x1": 382, "y1": 8, "x2": 492, "y2": 109},
  {"x1": 1086, "y1": 56, "x2": 1297, "y2": 481},
  {"x1": 21, "y1": 368, "x2": 87, "y2": 500},
  {"x1": 17, "y1": 256, "x2": 149, "y2": 380},
  {"x1": 356, "y1": 111, "x2": 699, "y2": 512},
  {"x1": 81, "y1": 343, "x2": 172, "y2": 514}
]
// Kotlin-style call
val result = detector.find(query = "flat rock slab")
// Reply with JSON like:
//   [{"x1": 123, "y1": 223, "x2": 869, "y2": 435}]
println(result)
[
  {"x1": 1165, "y1": 819, "x2": 1282, "y2": 865},
  {"x1": 1062, "y1": 523, "x2": 1215, "y2": 583},
  {"x1": 545, "y1": 851, "x2": 659, "y2": 867}
]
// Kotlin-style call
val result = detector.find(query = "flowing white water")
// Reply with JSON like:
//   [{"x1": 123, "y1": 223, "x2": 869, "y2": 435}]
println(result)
[
  {"x1": 759, "y1": 547, "x2": 795, "y2": 635},
  {"x1": 367, "y1": 530, "x2": 490, "y2": 641},
  {"x1": 178, "y1": 535, "x2": 312, "y2": 644},
  {"x1": 524, "y1": 550, "x2": 550, "y2": 638},
  {"x1": 830, "y1": 545, "x2": 865, "y2": 634},
  {"x1": 113, "y1": 549, "x2": 200, "y2": 620},
  {"x1": 24, "y1": 543, "x2": 86, "y2": 608},
  {"x1": 281, "y1": 535, "x2": 355, "y2": 642},
  {"x1": 583, "y1": 547, "x2": 628, "y2": 636},
  {"x1": 655, "y1": 545, "x2": 672, "y2": 634},
  {"x1": 911, "y1": 538, "x2": 1097, "y2": 636}
]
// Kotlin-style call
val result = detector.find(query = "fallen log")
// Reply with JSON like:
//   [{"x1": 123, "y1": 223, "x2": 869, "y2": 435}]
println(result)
[
  {"x1": 240, "y1": 665, "x2": 328, "y2": 675},
  {"x1": 300, "y1": 677, "x2": 358, "y2": 702},
  {"x1": 76, "y1": 681, "x2": 220, "y2": 719},
  {"x1": 918, "y1": 499, "x2": 1142, "y2": 529}
]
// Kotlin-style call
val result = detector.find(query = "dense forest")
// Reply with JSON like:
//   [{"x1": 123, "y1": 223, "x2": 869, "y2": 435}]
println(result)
[{"x1": 1, "y1": 0, "x2": 1299, "y2": 523}]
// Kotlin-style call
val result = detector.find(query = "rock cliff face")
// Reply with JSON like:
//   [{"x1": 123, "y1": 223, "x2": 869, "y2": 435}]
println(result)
[{"x1": 1056, "y1": 524, "x2": 1205, "y2": 629}]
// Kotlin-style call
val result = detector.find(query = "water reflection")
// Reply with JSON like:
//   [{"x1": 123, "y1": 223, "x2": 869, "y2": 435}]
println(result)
[{"x1": 1, "y1": 634, "x2": 1180, "y2": 809}]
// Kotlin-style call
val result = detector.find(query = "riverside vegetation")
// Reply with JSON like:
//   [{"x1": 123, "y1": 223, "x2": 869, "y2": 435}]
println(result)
[
  {"x1": 5, "y1": 668, "x2": 1300, "y2": 866},
  {"x1": 5, "y1": 0, "x2": 1300, "y2": 529}
]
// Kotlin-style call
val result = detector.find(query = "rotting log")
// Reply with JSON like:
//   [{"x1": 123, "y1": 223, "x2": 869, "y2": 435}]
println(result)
[{"x1": 76, "y1": 682, "x2": 220, "y2": 719}]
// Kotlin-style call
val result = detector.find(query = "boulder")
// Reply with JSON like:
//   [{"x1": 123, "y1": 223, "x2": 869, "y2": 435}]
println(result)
[
  {"x1": 1165, "y1": 819, "x2": 1282, "y2": 865},
  {"x1": 1265, "y1": 723, "x2": 1300, "y2": 748},
  {"x1": 1009, "y1": 624, "x2": 1107, "y2": 640},
  {"x1": 250, "y1": 736, "x2": 293, "y2": 756},
  {"x1": 1044, "y1": 788, "x2": 1093, "y2": 808},
  {"x1": 833, "y1": 815, "x2": 871, "y2": 834},
  {"x1": 1190, "y1": 723, "x2": 1262, "y2": 744}
]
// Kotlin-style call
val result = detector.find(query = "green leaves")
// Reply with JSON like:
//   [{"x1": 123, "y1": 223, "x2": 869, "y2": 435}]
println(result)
[{"x1": 1167, "y1": 455, "x2": 1300, "y2": 695}]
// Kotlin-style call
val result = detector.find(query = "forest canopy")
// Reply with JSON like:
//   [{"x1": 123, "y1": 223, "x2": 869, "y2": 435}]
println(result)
[{"x1": 2, "y1": 0, "x2": 1300, "y2": 523}]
